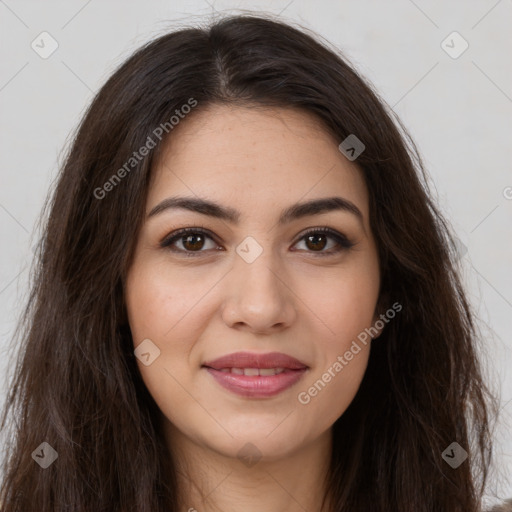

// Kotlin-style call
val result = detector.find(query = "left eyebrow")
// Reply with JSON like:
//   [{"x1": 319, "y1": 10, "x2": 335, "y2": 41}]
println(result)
[{"x1": 147, "y1": 195, "x2": 364, "y2": 226}]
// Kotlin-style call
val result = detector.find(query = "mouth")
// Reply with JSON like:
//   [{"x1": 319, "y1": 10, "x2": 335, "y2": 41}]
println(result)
[
  {"x1": 202, "y1": 351, "x2": 309, "y2": 398},
  {"x1": 209, "y1": 367, "x2": 293, "y2": 376}
]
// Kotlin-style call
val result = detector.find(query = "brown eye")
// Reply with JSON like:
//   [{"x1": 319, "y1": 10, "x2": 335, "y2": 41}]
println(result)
[
  {"x1": 292, "y1": 227, "x2": 355, "y2": 256},
  {"x1": 181, "y1": 233, "x2": 206, "y2": 251},
  {"x1": 160, "y1": 226, "x2": 355, "y2": 257},
  {"x1": 304, "y1": 233, "x2": 328, "y2": 251},
  {"x1": 160, "y1": 227, "x2": 219, "y2": 255}
]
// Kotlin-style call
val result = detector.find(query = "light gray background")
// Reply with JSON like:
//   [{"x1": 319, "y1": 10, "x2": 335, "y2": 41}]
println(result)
[{"x1": 1, "y1": 0, "x2": 511, "y2": 505}]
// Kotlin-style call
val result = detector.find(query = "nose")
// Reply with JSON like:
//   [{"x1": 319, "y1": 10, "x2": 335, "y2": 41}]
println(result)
[{"x1": 220, "y1": 249, "x2": 296, "y2": 334}]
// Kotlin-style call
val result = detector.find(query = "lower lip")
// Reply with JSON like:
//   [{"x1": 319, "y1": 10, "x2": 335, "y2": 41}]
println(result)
[{"x1": 204, "y1": 367, "x2": 308, "y2": 398}]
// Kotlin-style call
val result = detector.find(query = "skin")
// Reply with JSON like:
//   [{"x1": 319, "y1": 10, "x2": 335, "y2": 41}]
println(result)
[{"x1": 125, "y1": 104, "x2": 384, "y2": 512}]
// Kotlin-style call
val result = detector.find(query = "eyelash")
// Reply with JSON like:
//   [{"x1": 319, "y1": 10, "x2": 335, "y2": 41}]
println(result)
[{"x1": 160, "y1": 225, "x2": 355, "y2": 257}]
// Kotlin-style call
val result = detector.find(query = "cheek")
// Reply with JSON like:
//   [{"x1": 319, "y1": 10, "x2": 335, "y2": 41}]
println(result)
[
  {"x1": 125, "y1": 258, "x2": 217, "y2": 424},
  {"x1": 125, "y1": 258, "x2": 212, "y2": 342},
  {"x1": 296, "y1": 342, "x2": 370, "y2": 430},
  {"x1": 294, "y1": 263, "x2": 377, "y2": 424},
  {"x1": 306, "y1": 264, "x2": 379, "y2": 343}
]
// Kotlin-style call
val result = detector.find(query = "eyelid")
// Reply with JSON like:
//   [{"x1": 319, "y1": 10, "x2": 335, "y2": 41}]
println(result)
[
  {"x1": 292, "y1": 226, "x2": 356, "y2": 255},
  {"x1": 159, "y1": 225, "x2": 221, "y2": 251},
  {"x1": 159, "y1": 225, "x2": 355, "y2": 256}
]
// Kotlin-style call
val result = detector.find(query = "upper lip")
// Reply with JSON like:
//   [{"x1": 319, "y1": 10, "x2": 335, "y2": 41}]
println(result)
[{"x1": 202, "y1": 351, "x2": 308, "y2": 370}]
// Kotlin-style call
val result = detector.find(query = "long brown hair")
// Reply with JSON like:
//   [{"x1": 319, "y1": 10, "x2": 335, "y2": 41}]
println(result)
[{"x1": 0, "y1": 13, "x2": 499, "y2": 511}]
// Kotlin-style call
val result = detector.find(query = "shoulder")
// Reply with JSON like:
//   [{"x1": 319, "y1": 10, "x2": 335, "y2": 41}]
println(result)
[{"x1": 487, "y1": 500, "x2": 512, "y2": 511}]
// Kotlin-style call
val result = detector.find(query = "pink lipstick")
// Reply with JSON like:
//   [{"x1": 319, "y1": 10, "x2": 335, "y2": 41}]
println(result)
[{"x1": 202, "y1": 351, "x2": 308, "y2": 398}]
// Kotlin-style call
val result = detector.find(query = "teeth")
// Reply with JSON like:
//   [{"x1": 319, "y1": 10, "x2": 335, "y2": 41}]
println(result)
[
  {"x1": 258, "y1": 368, "x2": 277, "y2": 376},
  {"x1": 217, "y1": 367, "x2": 287, "y2": 376}
]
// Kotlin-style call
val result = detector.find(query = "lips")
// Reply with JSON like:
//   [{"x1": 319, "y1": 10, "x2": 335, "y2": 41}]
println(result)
[
  {"x1": 202, "y1": 351, "x2": 308, "y2": 371},
  {"x1": 202, "y1": 351, "x2": 309, "y2": 398}
]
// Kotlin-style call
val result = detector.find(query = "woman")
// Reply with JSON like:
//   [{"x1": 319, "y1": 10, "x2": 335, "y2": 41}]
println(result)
[{"x1": 0, "y1": 13, "x2": 503, "y2": 512}]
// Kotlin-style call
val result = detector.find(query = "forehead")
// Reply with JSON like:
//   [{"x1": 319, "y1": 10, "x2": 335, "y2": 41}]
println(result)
[{"x1": 148, "y1": 104, "x2": 370, "y2": 222}]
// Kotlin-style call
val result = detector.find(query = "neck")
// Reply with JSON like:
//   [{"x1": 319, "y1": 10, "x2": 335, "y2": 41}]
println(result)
[{"x1": 163, "y1": 421, "x2": 333, "y2": 512}]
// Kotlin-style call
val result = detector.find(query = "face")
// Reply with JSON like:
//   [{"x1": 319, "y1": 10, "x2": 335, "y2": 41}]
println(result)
[{"x1": 125, "y1": 104, "x2": 383, "y2": 463}]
